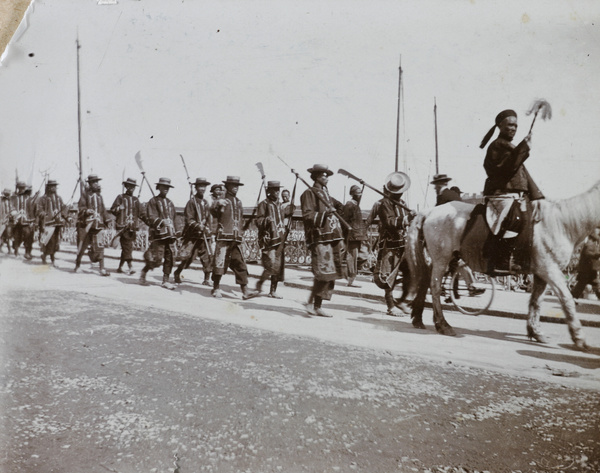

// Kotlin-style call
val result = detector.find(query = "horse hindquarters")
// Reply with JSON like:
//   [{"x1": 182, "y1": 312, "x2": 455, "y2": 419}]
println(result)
[{"x1": 404, "y1": 215, "x2": 428, "y2": 329}]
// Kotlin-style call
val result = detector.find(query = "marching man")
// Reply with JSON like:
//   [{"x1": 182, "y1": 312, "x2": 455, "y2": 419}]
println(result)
[
  {"x1": 140, "y1": 178, "x2": 181, "y2": 290},
  {"x1": 36, "y1": 180, "x2": 67, "y2": 266},
  {"x1": 255, "y1": 180, "x2": 294, "y2": 298},
  {"x1": 110, "y1": 177, "x2": 141, "y2": 275}
]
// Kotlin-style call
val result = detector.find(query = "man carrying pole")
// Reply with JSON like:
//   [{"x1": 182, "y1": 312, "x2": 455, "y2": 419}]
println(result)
[
  {"x1": 110, "y1": 177, "x2": 141, "y2": 275},
  {"x1": 210, "y1": 176, "x2": 258, "y2": 300},
  {"x1": 139, "y1": 178, "x2": 181, "y2": 290},
  {"x1": 12, "y1": 182, "x2": 36, "y2": 259},
  {"x1": 342, "y1": 185, "x2": 369, "y2": 287},
  {"x1": 35, "y1": 179, "x2": 67, "y2": 266},
  {"x1": 173, "y1": 177, "x2": 214, "y2": 286},
  {"x1": 299, "y1": 164, "x2": 347, "y2": 317},
  {"x1": 255, "y1": 180, "x2": 294, "y2": 298},
  {"x1": 74, "y1": 175, "x2": 111, "y2": 276}
]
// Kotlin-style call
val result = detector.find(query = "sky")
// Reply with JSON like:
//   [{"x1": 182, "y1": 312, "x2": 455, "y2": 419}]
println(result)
[{"x1": 0, "y1": 0, "x2": 599, "y2": 211}]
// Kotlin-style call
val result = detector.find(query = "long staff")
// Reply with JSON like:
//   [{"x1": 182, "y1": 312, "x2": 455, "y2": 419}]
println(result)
[
  {"x1": 276, "y1": 155, "x2": 352, "y2": 231},
  {"x1": 337, "y1": 168, "x2": 413, "y2": 214},
  {"x1": 242, "y1": 162, "x2": 267, "y2": 231},
  {"x1": 179, "y1": 154, "x2": 212, "y2": 257}
]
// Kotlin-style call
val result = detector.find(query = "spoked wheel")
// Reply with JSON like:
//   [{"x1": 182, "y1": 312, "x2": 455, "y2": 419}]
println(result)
[{"x1": 449, "y1": 270, "x2": 495, "y2": 316}]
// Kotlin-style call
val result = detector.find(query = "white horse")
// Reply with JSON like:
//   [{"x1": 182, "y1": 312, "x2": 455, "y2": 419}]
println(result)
[{"x1": 405, "y1": 181, "x2": 600, "y2": 350}]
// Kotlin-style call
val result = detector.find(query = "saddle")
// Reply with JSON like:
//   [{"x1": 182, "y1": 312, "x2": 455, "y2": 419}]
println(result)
[{"x1": 460, "y1": 199, "x2": 534, "y2": 276}]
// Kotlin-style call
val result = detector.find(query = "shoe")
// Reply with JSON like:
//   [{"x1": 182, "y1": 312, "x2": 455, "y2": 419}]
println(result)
[
  {"x1": 41, "y1": 256, "x2": 47, "y2": 264},
  {"x1": 303, "y1": 302, "x2": 316, "y2": 315},
  {"x1": 74, "y1": 265, "x2": 80, "y2": 273},
  {"x1": 314, "y1": 307, "x2": 332, "y2": 318},
  {"x1": 394, "y1": 301, "x2": 411, "y2": 314},
  {"x1": 242, "y1": 289, "x2": 259, "y2": 300},
  {"x1": 24, "y1": 253, "x2": 32, "y2": 260},
  {"x1": 162, "y1": 276, "x2": 175, "y2": 290},
  {"x1": 173, "y1": 272, "x2": 182, "y2": 284},
  {"x1": 268, "y1": 292, "x2": 282, "y2": 299},
  {"x1": 387, "y1": 307, "x2": 406, "y2": 317},
  {"x1": 140, "y1": 271, "x2": 149, "y2": 286},
  {"x1": 347, "y1": 282, "x2": 361, "y2": 288},
  {"x1": 468, "y1": 286, "x2": 486, "y2": 296},
  {"x1": 116, "y1": 267, "x2": 124, "y2": 273},
  {"x1": 128, "y1": 269, "x2": 136, "y2": 275},
  {"x1": 99, "y1": 269, "x2": 110, "y2": 277},
  {"x1": 202, "y1": 280, "x2": 213, "y2": 287},
  {"x1": 212, "y1": 288, "x2": 223, "y2": 298}
]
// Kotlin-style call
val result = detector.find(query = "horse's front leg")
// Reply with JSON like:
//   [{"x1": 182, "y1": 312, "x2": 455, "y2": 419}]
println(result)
[
  {"x1": 527, "y1": 275, "x2": 548, "y2": 343},
  {"x1": 431, "y1": 263, "x2": 455, "y2": 336},
  {"x1": 544, "y1": 268, "x2": 588, "y2": 350}
]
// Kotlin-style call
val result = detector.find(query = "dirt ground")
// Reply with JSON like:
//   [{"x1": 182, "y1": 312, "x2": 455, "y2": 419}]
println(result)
[{"x1": 1, "y1": 256, "x2": 599, "y2": 473}]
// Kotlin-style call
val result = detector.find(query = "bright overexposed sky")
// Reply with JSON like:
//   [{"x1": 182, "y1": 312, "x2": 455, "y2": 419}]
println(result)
[{"x1": 1, "y1": 0, "x2": 599, "y2": 210}]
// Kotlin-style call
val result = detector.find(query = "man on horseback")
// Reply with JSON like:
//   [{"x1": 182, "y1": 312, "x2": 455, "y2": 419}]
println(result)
[{"x1": 480, "y1": 109, "x2": 544, "y2": 273}]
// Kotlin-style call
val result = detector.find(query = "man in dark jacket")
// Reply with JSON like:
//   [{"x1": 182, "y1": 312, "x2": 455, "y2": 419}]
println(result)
[
  {"x1": 12, "y1": 183, "x2": 36, "y2": 259},
  {"x1": 110, "y1": 178, "x2": 141, "y2": 275},
  {"x1": 210, "y1": 176, "x2": 258, "y2": 300},
  {"x1": 571, "y1": 228, "x2": 600, "y2": 300},
  {"x1": 430, "y1": 174, "x2": 461, "y2": 206},
  {"x1": 140, "y1": 178, "x2": 181, "y2": 289},
  {"x1": 300, "y1": 164, "x2": 345, "y2": 317},
  {"x1": 174, "y1": 177, "x2": 213, "y2": 286},
  {"x1": 75, "y1": 174, "x2": 110, "y2": 276},
  {"x1": 373, "y1": 172, "x2": 412, "y2": 316},
  {"x1": 0, "y1": 188, "x2": 14, "y2": 254},
  {"x1": 342, "y1": 184, "x2": 369, "y2": 287},
  {"x1": 36, "y1": 180, "x2": 67, "y2": 266},
  {"x1": 255, "y1": 180, "x2": 294, "y2": 298}
]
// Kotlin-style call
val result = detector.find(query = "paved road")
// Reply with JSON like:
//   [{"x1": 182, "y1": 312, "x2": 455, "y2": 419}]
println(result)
[{"x1": 1, "y1": 251, "x2": 599, "y2": 472}]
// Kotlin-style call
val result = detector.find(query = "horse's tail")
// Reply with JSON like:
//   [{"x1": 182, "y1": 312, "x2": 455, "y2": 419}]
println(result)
[{"x1": 404, "y1": 212, "x2": 430, "y2": 321}]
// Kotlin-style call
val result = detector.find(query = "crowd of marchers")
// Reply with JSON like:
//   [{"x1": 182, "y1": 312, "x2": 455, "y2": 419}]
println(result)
[{"x1": 1, "y1": 108, "x2": 599, "y2": 318}]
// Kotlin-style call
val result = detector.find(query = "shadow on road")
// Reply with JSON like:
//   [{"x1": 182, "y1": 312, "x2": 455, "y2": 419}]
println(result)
[{"x1": 517, "y1": 349, "x2": 600, "y2": 369}]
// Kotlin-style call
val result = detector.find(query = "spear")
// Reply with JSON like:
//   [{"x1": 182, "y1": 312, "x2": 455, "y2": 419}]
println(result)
[
  {"x1": 179, "y1": 154, "x2": 212, "y2": 256},
  {"x1": 337, "y1": 168, "x2": 413, "y2": 214},
  {"x1": 242, "y1": 162, "x2": 267, "y2": 231},
  {"x1": 276, "y1": 155, "x2": 352, "y2": 231},
  {"x1": 134, "y1": 151, "x2": 155, "y2": 198}
]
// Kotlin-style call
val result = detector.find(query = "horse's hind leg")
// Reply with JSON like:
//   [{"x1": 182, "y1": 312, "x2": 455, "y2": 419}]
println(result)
[
  {"x1": 410, "y1": 264, "x2": 429, "y2": 330},
  {"x1": 431, "y1": 264, "x2": 456, "y2": 336},
  {"x1": 527, "y1": 275, "x2": 548, "y2": 343}
]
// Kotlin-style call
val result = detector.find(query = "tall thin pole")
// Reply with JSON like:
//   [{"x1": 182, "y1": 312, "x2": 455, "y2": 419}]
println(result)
[
  {"x1": 76, "y1": 37, "x2": 84, "y2": 196},
  {"x1": 394, "y1": 57, "x2": 402, "y2": 173},
  {"x1": 434, "y1": 97, "x2": 439, "y2": 175}
]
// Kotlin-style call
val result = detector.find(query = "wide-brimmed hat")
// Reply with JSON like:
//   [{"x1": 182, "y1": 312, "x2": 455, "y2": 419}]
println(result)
[
  {"x1": 155, "y1": 177, "x2": 174, "y2": 188},
  {"x1": 2, "y1": 188, "x2": 11, "y2": 196},
  {"x1": 222, "y1": 176, "x2": 244, "y2": 186},
  {"x1": 87, "y1": 174, "x2": 102, "y2": 183},
  {"x1": 193, "y1": 177, "x2": 211, "y2": 187},
  {"x1": 384, "y1": 172, "x2": 411, "y2": 195},
  {"x1": 307, "y1": 164, "x2": 333, "y2": 176},
  {"x1": 122, "y1": 177, "x2": 138, "y2": 187},
  {"x1": 16, "y1": 181, "x2": 26, "y2": 188},
  {"x1": 266, "y1": 180, "x2": 281, "y2": 190},
  {"x1": 46, "y1": 180, "x2": 58, "y2": 186},
  {"x1": 210, "y1": 183, "x2": 224, "y2": 193},
  {"x1": 430, "y1": 173, "x2": 452, "y2": 185}
]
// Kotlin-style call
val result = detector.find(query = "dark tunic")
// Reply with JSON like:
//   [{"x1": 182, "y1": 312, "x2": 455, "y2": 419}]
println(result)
[
  {"x1": 256, "y1": 197, "x2": 293, "y2": 277},
  {"x1": 77, "y1": 191, "x2": 109, "y2": 263},
  {"x1": 374, "y1": 197, "x2": 408, "y2": 290},
  {"x1": 144, "y1": 195, "x2": 180, "y2": 273},
  {"x1": 177, "y1": 194, "x2": 213, "y2": 272},
  {"x1": 483, "y1": 136, "x2": 544, "y2": 199},
  {"x1": 36, "y1": 193, "x2": 66, "y2": 256},
  {"x1": 110, "y1": 193, "x2": 141, "y2": 230}
]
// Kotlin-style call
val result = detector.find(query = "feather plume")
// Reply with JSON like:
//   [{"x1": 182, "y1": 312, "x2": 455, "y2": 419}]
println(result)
[{"x1": 526, "y1": 99, "x2": 552, "y2": 133}]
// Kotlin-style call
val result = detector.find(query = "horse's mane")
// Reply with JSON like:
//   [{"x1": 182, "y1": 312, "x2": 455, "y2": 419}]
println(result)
[{"x1": 534, "y1": 180, "x2": 600, "y2": 246}]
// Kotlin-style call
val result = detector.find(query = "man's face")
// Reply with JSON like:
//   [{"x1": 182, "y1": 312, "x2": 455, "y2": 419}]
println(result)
[
  {"x1": 434, "y1": 183, "x2": 445, "y2": 195},
  {"x1": 157, "y1": 185, "x2": 170, "y2": 197},
  {"x1": 124, "y1": 184, "x2": 135, "y2": 195},
  {"x1": 315, "y1": 173, "x2": 329, "y2": 187},
  {"x1": 267, "y1": 188, "x2": 280, "y2": 201},
  {"x1": 89, "y1": 181, "x2": 101, "y2": 193},
  {"x1": 195, "y1": 184, "x2": 207, "y2": 196},
  {"x1": 498, "y1": 116, "x2": 518, "y2": 140},
  {"x1": 352, "y1": 191, "x2": 362, "y2": 203},
  {"x1": 226, "y1": 184, "x2": 239, "y2": 196},
  {"x1": 47, "y1": 185, "x2": 57, "y2": 195},
  {"x1": 281, "y1": 191, "x2": 290, "y2": 203},
  {"x1": 212, "y1": 187, "x2": 224, "y2": 199}
]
